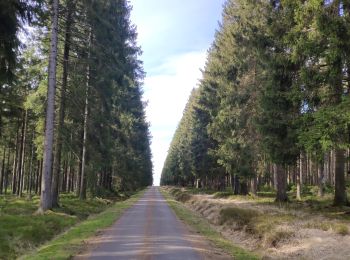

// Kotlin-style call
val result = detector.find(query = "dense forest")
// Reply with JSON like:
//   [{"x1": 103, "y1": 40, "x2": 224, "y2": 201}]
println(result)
[
  {"x1": 161, "y1": 0, "x2": 350, "y2": 205},
  {"x1": 0, "y1": 0, "x2": 153, "y2": 212}
]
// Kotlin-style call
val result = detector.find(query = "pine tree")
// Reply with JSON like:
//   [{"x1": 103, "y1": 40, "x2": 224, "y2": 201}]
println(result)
[{"x1": 39, "y1": 0, "x2": 59, "y2": 212}]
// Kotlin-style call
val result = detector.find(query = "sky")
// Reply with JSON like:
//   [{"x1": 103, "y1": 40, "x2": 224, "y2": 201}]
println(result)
[{"x1": 130, "y1": 0, "x2": 225, "y2": 186}]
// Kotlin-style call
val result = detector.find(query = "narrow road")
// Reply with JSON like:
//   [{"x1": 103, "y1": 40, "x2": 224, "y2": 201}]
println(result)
[{"x1": 76, "y1": 186, "x2": 227, "y2": 260}]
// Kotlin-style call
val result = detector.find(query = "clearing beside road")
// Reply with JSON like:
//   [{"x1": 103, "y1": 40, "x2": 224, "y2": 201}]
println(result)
[{"x1": 163, "y1": 187, "x2": 350, "y2": 259}]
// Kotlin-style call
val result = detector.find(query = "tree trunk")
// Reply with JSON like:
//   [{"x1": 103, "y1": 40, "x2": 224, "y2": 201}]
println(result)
[
  {"x1": 297, "y1": 152, "x2": 303, "y2": 200},
  {"x1": 330, "y1": 150, "x2": 334, "y2": 185},
  {"x1": 273, "y1": 164, "x2": 278, "y2": 191},
  {"x1": 333, "y1": 149, "x2": 348, "y2": 205},
  {"x1": 0, "y1": 146, "x2": 5, "y2": 194},
  {"x1": 39, "y1": 0, "x2": 59, "y2": 213},
  {"x1": 35, "y1": 160, "x2": 40, "y2": 194},
  {"x1": 250, "y1": 177, "x2": 257, "y2": 195},
  {"x1": 4, "y1": 147, "x2": 10, "y2": 194},
  {"x1": 52, "y1": 0, "x2": 74, "y2": 207},
  {"x1": 233, "y1": 174, "x2": 240, "y2": 195},
  {"x1": 61, "y1": 161, "x2": 67, "y2": 192},
  {"x1": 317, "y1": 160, "x2": 324, "y2": 197},
  {"x1": 79, "y1": 80, "x2": 89, "y2": 200},
  {"x1": 79, "y1": 29, "x2": 92, "y2": 200},
  {"x1": 18, "y1": 109, "x2": 28, "y2": 197},
  {"x1": 28, "y1": 132, "x2": 35, "y2": 195},
  {"x1": 324, "y1": 151, "x2": 330, "y2": 184},
  {"x1": 240, "y1": 181, "x2": 248, "y2": 195},
  {"x1": 12, "y1": 119, "x2": 20, "y2": 194},
  {"x1": 275, "y1": 164, "x2": 288, "y2": 202}
]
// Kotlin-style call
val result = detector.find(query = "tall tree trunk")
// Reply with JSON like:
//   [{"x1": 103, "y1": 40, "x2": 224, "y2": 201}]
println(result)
[
  {"x1": 52, "y1": 0, "x2": 74, "y2": 207},
  {"x1": 18, "y1": 109, "x2": 28, "y2": 197},
  {"x1": 39, "y1": 0, "x2": 59, "y2": 213},
  {"x1": 70, "y1": 165, "x2": 75, "y2": 193},
  {"x1": 61, "y1": 161, "x2": 68, "y2": 192},
  {"x1": 240, "y1": 180, "x2": 248, "y2": 195},
  {"x1": 317, "y1": 159, "x2": 324, "y2": 197},
  {"x1": 12, "y1": 119, "x2": 20, "y2": 194},
  {"x1": 297, "y1": 152, "x2": 303, "y2": 200},
  {"x1": 233, "y1": 174, "x2": 240, "y2": 195},
  {"x1": 16, "y1": 112, "x2": 26, "y2": 196},
  {"x1": 35, "y1": 160, "x2": 41, "y2": 194},
  {"x1": 4, "y1": 147, "x2": 10, "y2": 194},
  {"x1": 275, "y1": 164, "x2": 288, "y2": 202},
  {"x1": 250, "y1": 177, "x2": 257, "y2": 195},
  {"x1": 0, "y1": 146, "x2": 5, "y2": 194},
  {"x1": 28, "y1": 131, "x2": 35, "y2": 195},
  {"x1": 333, "y1": 149, "x2": 348, "y2": 205},
  {"x1": 273, "y1": 164, "x2": 278, "y2": 190},
  {"x1": 79, "y1": 29, "x2": 92, "y2": 200}
]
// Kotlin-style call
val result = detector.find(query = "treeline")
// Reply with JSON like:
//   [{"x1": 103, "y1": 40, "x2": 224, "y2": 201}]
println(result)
[
  {"x1": 0, "y1": 0, "x2": 152, "y2": 211},
  {"x1": 161, "y1": 0, "x2": 350, "y2": 205}
]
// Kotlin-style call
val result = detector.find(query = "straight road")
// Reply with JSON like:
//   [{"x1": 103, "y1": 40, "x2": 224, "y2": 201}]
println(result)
[{"x1": 76, "y1": 186, "x2": 230, "y2": 260}]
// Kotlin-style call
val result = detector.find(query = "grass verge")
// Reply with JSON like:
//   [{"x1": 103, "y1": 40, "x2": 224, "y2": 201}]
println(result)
[
  {"x1": 160, "y1": 188, "x2": 260, "y2": 260},
  {"x1": 0, "y1": 193, "x2": 119, "y2": 259},
  {"x1": 20, "y1": 190, "x2": 144, "y2": 260}
]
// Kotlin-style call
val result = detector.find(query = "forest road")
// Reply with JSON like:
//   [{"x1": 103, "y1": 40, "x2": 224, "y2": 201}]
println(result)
[{"x1": 75, "y1": 186, "x2": 230, "y2": 260}]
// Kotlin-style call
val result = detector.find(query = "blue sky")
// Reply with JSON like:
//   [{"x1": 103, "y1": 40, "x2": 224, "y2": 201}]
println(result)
[{"x1": 130, "y1": 0, "x2": 225, "y2": 185}]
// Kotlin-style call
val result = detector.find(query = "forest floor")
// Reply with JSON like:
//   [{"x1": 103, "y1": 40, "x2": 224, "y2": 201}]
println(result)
[
  {"x1": 0, "y1": 191, "x2": 140, "y2": 260},
  {"x1": 163, "y1": 186, "x2": 350, "y2": 259}
]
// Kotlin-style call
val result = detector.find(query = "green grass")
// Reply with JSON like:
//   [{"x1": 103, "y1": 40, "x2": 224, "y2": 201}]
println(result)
[
  {"x1": 161, "y1": 188, "x2": 260, "y2": 260},
  {"x1": 0, "y1": 191, "x2": 142, "y2": 260},
  {"x1": 21, "y1": 190, "x2": 144, "y2": 260}
]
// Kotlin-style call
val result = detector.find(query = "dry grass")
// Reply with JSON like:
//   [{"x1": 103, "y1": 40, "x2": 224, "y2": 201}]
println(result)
[
  {"x1": 169, "y1": 187, "x2": 192, "y2": 202},
  {"x1": 334, "y1": 224, "x2": 349, "y2": 236},
  {"x1": 164, "y1": 186, "x2": 350, "y2": 259},
  {"x1": 219, "y1": 207, "x2": 294, "y2": 247}
]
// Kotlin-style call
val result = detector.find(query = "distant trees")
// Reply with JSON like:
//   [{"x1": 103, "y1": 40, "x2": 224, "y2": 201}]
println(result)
[
  {"x1": 161, "y1": 0, "x2": 350, "y2": 206},
  {"x1": 0, "y1": 0, "x2": 153, "y2": 211}
]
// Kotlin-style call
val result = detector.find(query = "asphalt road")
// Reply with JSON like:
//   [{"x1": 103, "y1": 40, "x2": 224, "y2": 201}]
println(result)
[{"x1": 76, "y1": 186, "x2": 208, "y2": 259}]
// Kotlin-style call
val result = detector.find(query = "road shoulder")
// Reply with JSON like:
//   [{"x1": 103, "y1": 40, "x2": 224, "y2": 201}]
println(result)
[
  {"x1": 21, "y1": 190, "x2": 145, "y2": 260},
  {"x1": 160, "y1": 187, "x2": 259, "y2": 260}
]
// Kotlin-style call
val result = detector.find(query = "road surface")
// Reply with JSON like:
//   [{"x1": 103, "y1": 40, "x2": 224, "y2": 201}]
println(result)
[{"x1": 76, "y1": 186, "x2": 231, "y2": 259}]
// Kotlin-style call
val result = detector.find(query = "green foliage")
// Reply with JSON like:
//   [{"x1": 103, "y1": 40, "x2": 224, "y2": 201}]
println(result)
[
  {"x1": 161, "y1": 0, "x2": 349, "y2": 206},
  {"x1": 0, "y1": 0, "x2": 153, "y2": 203}
]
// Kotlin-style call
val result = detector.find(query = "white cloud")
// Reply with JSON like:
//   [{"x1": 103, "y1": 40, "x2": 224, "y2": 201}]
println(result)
[{"x1": 143, "y1": 51, "x2": 207, "y2": 185}]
